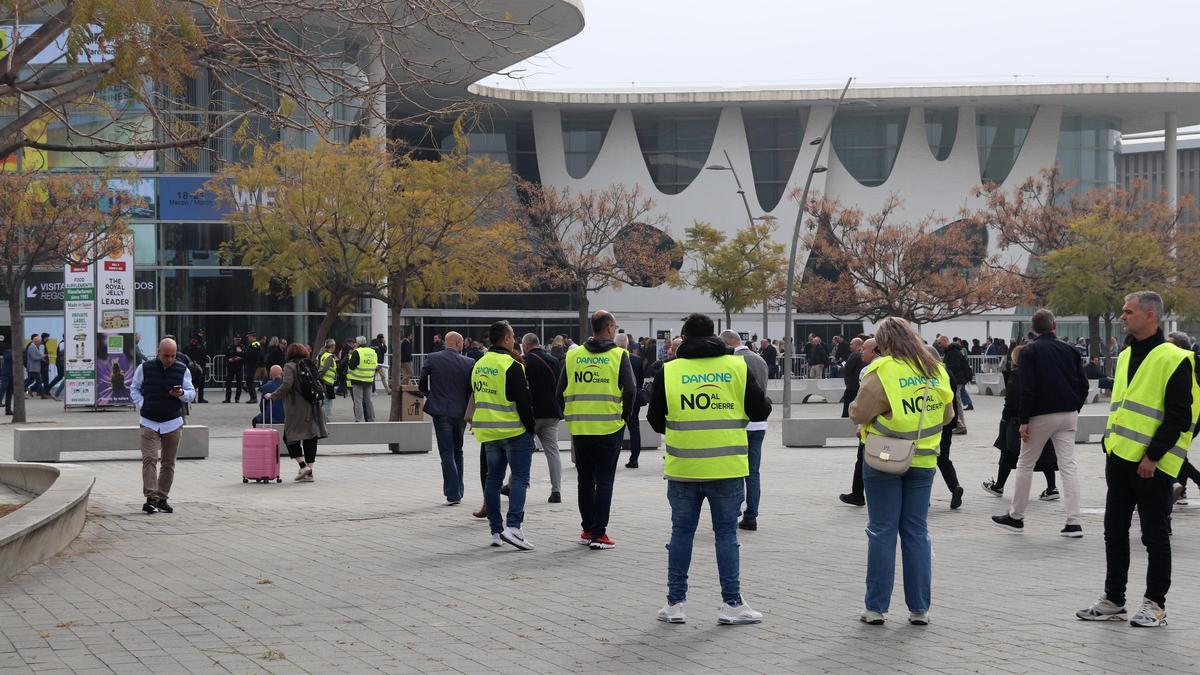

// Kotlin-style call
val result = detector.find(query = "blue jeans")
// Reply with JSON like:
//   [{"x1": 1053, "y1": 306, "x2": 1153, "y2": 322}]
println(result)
[
  {"x1": 433, "y1": 415, "x2": 466, "y2": 501},
  {"x1": 743, "y1": 429, "x2": 765, "y2": 520},
  {"x1": 863, "y1": 464, "x2": 935, "y2": 614},
  {"x1": 666, "y1": 478, "x2": 744, "y2": 606},
  {"x1": 959, "y1": 385, "x2": 974, "y2": 408},
  {"x1": 484, "y1": 432, "x2": 533, "y2": 534}
]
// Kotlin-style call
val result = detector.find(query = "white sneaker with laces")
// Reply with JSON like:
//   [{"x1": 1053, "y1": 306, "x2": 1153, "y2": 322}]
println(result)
[
  {"x1": 294, "y1": 465, "x2": 312, "y2": 482},
  {"x1": 1039, "y1": 488, "x2": 1061, "y2": 501},
  {"x1": 717, "y1": 602, "x2": 762, "y2": 625},
  {"x1": 500, "y1": 526, "x2": 535, "y2": 551},
  {"x1": 860, "y1": 609, "x2": 885, "y2": 625},
  {"x1": 1129, "y1": 598, "x2": 1167, "y2": 627},
  {"x1": 657, "y1": 602, "x2": 686, "y2": 623},
  {"x1": 490, "y1": 533, "x2": 502, "y2": 547},
  {"x1": 908, "y1": 612, "x2": 929, "y2": 625},
  {"x1": 1076, "y1": 596, "x2": 1127, "y2": 621}
]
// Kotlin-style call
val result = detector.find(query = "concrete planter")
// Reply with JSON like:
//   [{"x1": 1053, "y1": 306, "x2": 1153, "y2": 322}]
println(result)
[{"x1": 0, "y1": 463, "x2": 95, "y2": 579}]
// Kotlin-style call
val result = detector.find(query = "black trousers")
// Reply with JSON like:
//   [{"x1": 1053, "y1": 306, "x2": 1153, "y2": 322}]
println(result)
[
  {"x1": 628, "y1": 406, "x2": 643, "y2": 462},
  {"x1": 1176, "y1": 460, "x2": 1200, "y2": 488},
  {"x1": 225, "y1": 368, "x2": 244, "y2": 401},
  {"x1": 937, "y1": 419, "x2": 960, "y2": 492},
  {"x1": 285, "y1": 437, "x2": 318, "y2": 464},
  {"x1": 243, "y1": 366, "x2": 258, "y2": 401},
  {"x1": 1104, "y1": 453, "x2": 1172, "y2": 607},
  {"x1": 574, "y1": 428, "x2": 624, "y2": 537},
  {"x1": 194, "y1": 362, "x2": 207, "y2": 401},
  {"x1": 850, "y1": 442, "x2": 864, "y2": 497}
]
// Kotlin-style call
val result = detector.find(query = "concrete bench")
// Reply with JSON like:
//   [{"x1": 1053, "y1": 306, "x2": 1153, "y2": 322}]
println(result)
[
  {"x1": 1085, "y1": 380, "x2": 1102, "y2": 404},
  {"x1": 264, "y1": 421, "x2": 432, "y2": 454},
  {"x1": 557, "y1": 419, "x2": 661, "y2": 449},
  {"x1": 13, "y1": 426, "x2": 209, "y2": 462},
  {"x1": 768, "y1": 379, "x2": 846, "y2": 404},
  {"x1": 1077, "y1": 414, "x2": 1107, "y2": 443},
  {"x1": 977, "y1": 372, "x2": 1005, "y2": 396},
  {"x1": 782, "y1": 417, "x2": 858, "y2": 447}
]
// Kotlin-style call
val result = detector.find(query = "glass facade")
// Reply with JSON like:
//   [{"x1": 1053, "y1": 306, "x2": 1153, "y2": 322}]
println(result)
[
  {"x1": 632, "y1": 110, "x2": 720, "y2": 195},
  {"x1": 1056, "y1": 114, "x2": 1120, "y2": 194},
  {"x1": 977, "y1": 110, "x2": 1035, "y2": 184},
  {"x1": 561, "y1": 111, "x2": 615, "y2": 179},
  {"x1": 924, "y1": 108, "x2": 957, "y2": 161},
  {"x1": 832, "y1": 110, "x2": 908, "y2": 187},
  {"x1": 743, "y1": 108, "x2": 805, "y2": 211},
  {"x1": 439, "y1": 116, "x2": 540, "y2": 185}
]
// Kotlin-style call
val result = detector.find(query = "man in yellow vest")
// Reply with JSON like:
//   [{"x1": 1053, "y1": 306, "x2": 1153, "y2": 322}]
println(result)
[
  {"x1": 556, "y1": 310, "x2": 636, "y2": 550},
  {"x1": 1078, "y1": 291, "x2": 1200, "y2": 627},
  {"x1": 316, "y1": 339, "x2": 339, "y2": 423},
  {"x1": 347, "y1": 336, "x2": 378, "y2": 422},
  {"x1": 647, "y1": 313, "x2": 771, "y2": 625},
  {"x1": 471, "y1": 321, "x2": 537, "y2": 550}
]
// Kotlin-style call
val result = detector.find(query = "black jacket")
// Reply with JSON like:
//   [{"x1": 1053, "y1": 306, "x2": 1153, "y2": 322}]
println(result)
[
  {"x1": 843, "y1": 351, "x2": 865, "y2": 399},
  {"x1": 524, "y1": 347, "x2": 563, "y2": 419},
  {"x1": 647, "y1": 336, "x2": 771, "y2": 434},
  {"x1": 556, "y1": 337, "x2": 637, "y2": 424},
  {"x1": 1017, "y1": 332, "x2": 1088, "y2": 423},
  {"x1": 942, "y1": 343, "x2": 972, "y2": 389},
  {"x1": 1112, "y1": 330, "x2": 1199, "y2": 462}
]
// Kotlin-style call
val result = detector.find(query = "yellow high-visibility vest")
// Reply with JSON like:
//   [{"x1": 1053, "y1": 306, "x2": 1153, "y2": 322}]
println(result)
[
  {"x1": 318, "y1": 351, "x2": 338, "y2": 385},
  {"x1": 563, "y1": 346, "x2": 626, "y2": 436},
  {"x1": 663, "y1": 355, "x2": 749, "y2": 481},
  {"x1": 860, "y1": 356, "x2": 954, "y2": 469},
  {"x1": 471, "y1": 351, "x2": 526, "y2": 443},
  {"x1": 348, "y1": 346, "x2": 377, "y2": 383}
]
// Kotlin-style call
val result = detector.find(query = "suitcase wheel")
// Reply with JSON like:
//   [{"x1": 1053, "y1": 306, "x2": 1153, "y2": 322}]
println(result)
[
  {"x1": 243, "y1": 477, "x2": 248, "y2": 483},
  {"x1": 276, "y1": 478, "x2": 282, "y2": 483}
]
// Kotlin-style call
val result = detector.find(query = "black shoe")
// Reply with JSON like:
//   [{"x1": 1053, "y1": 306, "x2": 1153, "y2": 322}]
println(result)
[
  {"x1": 1060, "y1": 524, "x2": 1083, "y2": 538},
  {"x1": 738, "y1": 518, "x2": 757, "y2": 531},
  {"x1": 625, "y1": 461, "x2": 639, "y2": 468},
  {"x1": 964, "y1": 405, "x2": 975, "y2": 411},
  {"x1": 981, "y1": 479, "x2": 1004, "y2": 497},
  {"x1": 839, "y1": 493, "x2": 865, "y2": 507},
  {"x1": 548, "y1": 492, "x2": 561, "y2": 503},
  {"x1": 992, "y1": 514, "x2": 1024, "y2": 532},
  {"x1": 197, "y1": 398, "x2": 208, "y2": 403},
  {"x1": 247, "y1": 399, "x2": 257, "y2": 404},
  {"x1": 950, "y1": 486, "x2": 964, "y2": 510},
  {"x1": 142, "y1": 500, "x2": 158, "y2": 514},
  {"x1": 155, "y1": 499, "x2": 173, "y2": 514},
  {"x1": 500, "y1": 484, "x2": 510, "y2": 496}
]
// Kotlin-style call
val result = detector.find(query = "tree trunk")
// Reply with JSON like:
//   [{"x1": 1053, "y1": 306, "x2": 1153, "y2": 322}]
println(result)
[
  {"x1": 576, "y1": 289, "x2": 589, "y2": 343},
  {"x1": 9, "y1": 300, "x2": 27, "y2": 423},
  {"x1": 388, "y1": 285, "x2": 405, "y2": 424},
  {"x1": 1087, "y1": 313, "x2": 1101, "y2": 358},
  {"x1": 725, "y1": 307, "x2": 733, "y2": 331},
  {"x1": 313, "y1": 307, "x2": 338, "y2": 352}
]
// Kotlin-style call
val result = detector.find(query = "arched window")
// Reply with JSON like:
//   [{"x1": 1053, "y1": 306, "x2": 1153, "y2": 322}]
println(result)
[
  {"x1": 561, "y1": 111, "x2": 615, "y2": 179},
  {"x1": 633, "y1": 110, "x2": 720, "y2": 195},
  {"x1": 832, "y1": 110, "x2": 908, "y2": 187}
]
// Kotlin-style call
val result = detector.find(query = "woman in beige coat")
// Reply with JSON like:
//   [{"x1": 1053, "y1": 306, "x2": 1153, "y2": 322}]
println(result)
[{"x1": 265, "y1": 343, "x2": 328, "y2": 482}]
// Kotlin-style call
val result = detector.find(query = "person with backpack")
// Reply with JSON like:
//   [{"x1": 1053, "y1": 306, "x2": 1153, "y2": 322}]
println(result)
[{"x1": 263, "y1": 343, "x2": 328, "y2": 482}]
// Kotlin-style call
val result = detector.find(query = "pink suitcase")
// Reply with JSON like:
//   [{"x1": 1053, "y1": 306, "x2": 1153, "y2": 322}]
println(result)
[{"x1": 242, "y1": 403, "x2": 281, "y2": 483}]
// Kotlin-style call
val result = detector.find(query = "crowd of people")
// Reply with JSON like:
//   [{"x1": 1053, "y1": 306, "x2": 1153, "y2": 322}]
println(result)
[{"x1": 13, "y1": 284, "x2": 1197, "y2": 628}]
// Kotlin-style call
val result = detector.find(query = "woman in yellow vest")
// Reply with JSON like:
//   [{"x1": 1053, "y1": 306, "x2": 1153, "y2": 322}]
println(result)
[{"x1": 849, "y1": 317, "x2": 954, "y2": 626}]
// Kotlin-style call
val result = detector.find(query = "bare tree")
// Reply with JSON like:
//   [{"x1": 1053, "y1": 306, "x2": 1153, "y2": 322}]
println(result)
[
  {"x1": 0, "y1": 0, "x2": 566, "y2": 163},
  {"x1": 519, "y1": 182, "x2": 677, "y2": 339}
]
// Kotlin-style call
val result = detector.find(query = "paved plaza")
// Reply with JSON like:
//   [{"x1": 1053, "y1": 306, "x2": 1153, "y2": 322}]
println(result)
[{"x1": 1, "y1": 392, "x2": 1199, "y2": 673}]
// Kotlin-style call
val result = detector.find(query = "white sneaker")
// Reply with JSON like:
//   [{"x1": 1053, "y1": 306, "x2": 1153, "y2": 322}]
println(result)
[
  {"x1": 717, "y1": 602, "x2": 762, "y2": 625},
  {"x1": 1129, "y1": 598, "x2": 1167, "y2": 627},
  {"x1": 490, "y1": 533, "x2": 502, "y2": 547},
  {"x1": 908, "y1": 612, "x2": 929, "y2": 625},
  {"x1": 294, "y1": 465, "x2": 312, "y2": 482},
  {"x1": 499, "y1": 526, "x2": 535, "y2": 551},
  {"x1": 657, "y1": 602, "x2": 686, "y2": 624},
  {"x1": 1076, "y1": 596, "x2": 1127, "y2": 621},
  {"x1": 860, "y1": 609, "x2": 885, "y2": 625}
]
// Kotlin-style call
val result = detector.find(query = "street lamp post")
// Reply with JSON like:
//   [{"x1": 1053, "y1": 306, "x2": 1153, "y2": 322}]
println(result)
[
  {"x1": 705, "y1": 149, "x2": 770, "y2": 342},
  {"x1": 783, "y1": 77, "x2": 853, "y2": 419}
]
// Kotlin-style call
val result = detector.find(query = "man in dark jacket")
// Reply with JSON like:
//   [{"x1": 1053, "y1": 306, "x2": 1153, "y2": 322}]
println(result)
[
  {"x1": 557, "y1": 311, "x2": 637, "y2": 549},
  {"x1": 623, "y1": 336, "x2": 647, "y2": 468},
  {"x1": 186, "y1": 331, "x2": 209, "y2": 403},
  {"x1": 841, "y1": 337, "x2": 865, "y2": 418},
  {"x1": 0, "y1": 341, "x2": 13, "y2": 415},
  {"x1": 941, "y1": 336, "x2": 975, "y2": 419},
  {"x1": 223, "y1": 334, "x2": 245, "y2": 402},
  {"x1": 242, "y1": 332, "x2": 261, "y2": 403},
  {"x1": 808, "y1": 337, "x2": 830, "y2": 378},
  {"x1": 759, "y1": 339, "x2": 778, "y2": 379},
  {"x1": 130, "y1": 338, "x2": 196, "y2": 514},
  {"x1": 993, "y1": 308, "x2": 1089, "y2": 537},
  {"x1": 421, "y1": 331, "x2": 475, "y2": 505},
  {"x1": 522, "y1": 332, "x2": 565, "y2": 503},
  {"x1": 646, "y1": 313, "x2": 772, "y2": 624}
]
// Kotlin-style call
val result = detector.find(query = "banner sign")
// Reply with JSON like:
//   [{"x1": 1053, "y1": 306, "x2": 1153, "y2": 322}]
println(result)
[
  {"x1": 159, "y1": 176, "x2": 227, "y2": 221},
  {"x1": 96, "y1": 333, "x2": 134, "y2": 406},
  {"x1": 63, "y1": 262, "x2": 96, "y2": 406},
  {"x1": 23, "y1": 270, "x2": 67, "y2": 312},
  {"x1": 97, "y1": 239, "x2": 134, "y2": 332}
]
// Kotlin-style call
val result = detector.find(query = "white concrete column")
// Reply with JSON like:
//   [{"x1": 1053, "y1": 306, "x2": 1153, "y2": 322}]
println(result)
[
  {"x1": 1165, "y1": 112, "x2": 1178, "y2": 210},
  {"x1": 366, "y1": 39, "x2": 389, "y2": 340}
]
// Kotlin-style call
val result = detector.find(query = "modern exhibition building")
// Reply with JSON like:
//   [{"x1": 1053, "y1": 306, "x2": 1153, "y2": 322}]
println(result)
[{"x1": 8, "y1": 0, "x2": 1200, "y2": 355}]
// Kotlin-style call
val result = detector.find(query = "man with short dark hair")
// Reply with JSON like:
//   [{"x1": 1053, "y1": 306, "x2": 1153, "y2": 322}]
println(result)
[
  {"x1": 558, "y1": 310, "x2": 636, "y2": 550},
  {"x1": 648, "y1": 313, "x2": 771, "y2": 625},
  {"x1": 130, "y1": 338, "x2": 196, "y2": 514},
  {"x1": 993, "y1": 308, "x2": 1089, "y2": 537}
]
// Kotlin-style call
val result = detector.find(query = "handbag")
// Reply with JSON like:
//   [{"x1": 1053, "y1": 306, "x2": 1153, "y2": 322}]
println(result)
[{"x1": 863, "y1": 385, "x2": 931, "y2": 475}]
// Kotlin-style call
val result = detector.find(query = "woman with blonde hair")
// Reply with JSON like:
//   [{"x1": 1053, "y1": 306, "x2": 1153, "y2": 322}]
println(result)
[{"x1": 850, "y1": 317, "x2": 955, "y2": 626}]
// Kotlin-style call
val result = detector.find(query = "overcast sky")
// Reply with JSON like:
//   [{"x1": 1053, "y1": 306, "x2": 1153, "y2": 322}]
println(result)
[{"x1": 479, "y1": 0, "x2": 1198, "y2": 90}]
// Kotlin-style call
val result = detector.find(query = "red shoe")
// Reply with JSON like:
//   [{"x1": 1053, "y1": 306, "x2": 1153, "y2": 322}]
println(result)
[
  {"x1": 578, "y1": 530, "x2": 592, "y2": 545},
  {"x1": 589, "y1": 534, "x2": 616, "y2": 550}
]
